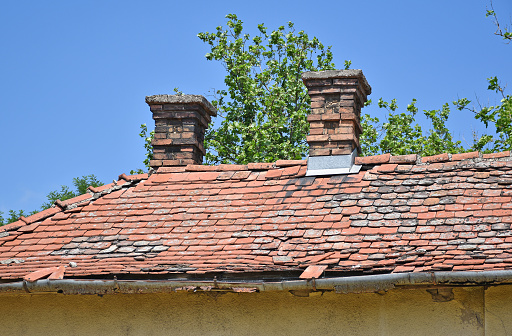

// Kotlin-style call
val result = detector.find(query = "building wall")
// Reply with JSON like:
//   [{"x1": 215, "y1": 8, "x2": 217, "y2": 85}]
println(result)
[{"x1": 0, "y1": 285, "x2": 509, "y2": 336}]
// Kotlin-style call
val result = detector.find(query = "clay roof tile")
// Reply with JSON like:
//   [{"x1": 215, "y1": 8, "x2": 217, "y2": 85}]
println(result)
[{"x1": 2, "y1": 154, "x2": 512, "y2": 281}]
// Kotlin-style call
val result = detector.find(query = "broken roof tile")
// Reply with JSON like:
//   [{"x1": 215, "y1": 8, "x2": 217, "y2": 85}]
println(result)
[
  {"x1": 2, "y1": 154, "x2": 512, "y2": 281},
  {"x1": 23, "y1": 267, "x2": 60, "y2": 282},
  {"x1": 299, "y1": 265, "x2": 328, "y2": 279}
]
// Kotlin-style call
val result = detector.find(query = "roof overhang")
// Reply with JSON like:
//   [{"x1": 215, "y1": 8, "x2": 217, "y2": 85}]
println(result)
[{"x1": 2, "y1": 270, "x2": 512, "y2": 296}]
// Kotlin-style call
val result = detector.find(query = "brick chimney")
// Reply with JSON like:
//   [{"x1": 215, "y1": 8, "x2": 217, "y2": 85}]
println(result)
[
  {"x1": 145, "y1": 95, "x2": 217, "y2": 168},
  {"x1": 301, "y1": 70, "x2": 371, "y2": 175}
]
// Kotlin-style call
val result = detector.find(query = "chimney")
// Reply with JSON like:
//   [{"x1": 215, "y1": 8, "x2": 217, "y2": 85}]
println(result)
[
  {"x1": 145, "y1": 94, "x2": 217, "y2": 168},
  {"x1": 301, "y1": 70, "x2": 371, "y2": 176}
]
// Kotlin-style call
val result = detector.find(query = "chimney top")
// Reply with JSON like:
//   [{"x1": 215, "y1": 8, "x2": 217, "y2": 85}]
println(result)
[
  {"x1": 145, "y1": 94, "x2": 217, "y2": 115},
  {"x1": 301, "y1": 69, "x2": 371, "y2": 94},
  {"x1": 146, "y1": 94, "x2": 216, "y2": 169}
]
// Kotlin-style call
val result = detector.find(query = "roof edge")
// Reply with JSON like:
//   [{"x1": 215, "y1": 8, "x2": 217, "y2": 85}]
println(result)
[
  {"x1": 3, "y1": 270, "x2": 512, "y2": 295},
  {"x1": 0, "y1": 173, "x2": 149, "y2": 233}
]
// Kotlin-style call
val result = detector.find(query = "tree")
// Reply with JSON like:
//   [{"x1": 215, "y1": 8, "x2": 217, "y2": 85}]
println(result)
[
  {"x1": 131, "y1": 123, "x2": 154, "y2": 173},
  {"x1": 361, "y1": 80, "x2": 511, "y2": 158},
  {"x1": 0, "y1": 175, "x2": 103, "y2": 226},
  {"x1": 454, "y1": 77, "x2": 512, "y2": 153},
  {"x1": 360, "y1": 98, "x2": 466, "y2": 157},
  {"x1": 360, "y1": 5, "x2": 511, "y2": 156},
  {"x1": 486, "y1": 1, "x2": 512, "y2": 42},
  {"x1": 134, "y1": 11, "x2": 509, "y2": 166},
  {"x1": 132, "y1": 9, "x2": 510, "y2": 168},
  {"x1": 40, "y1": 174, "x2": 103, "y2": 210},
  {"x1": 198, "y1": 14, "x2": 346, "y2": 164}
]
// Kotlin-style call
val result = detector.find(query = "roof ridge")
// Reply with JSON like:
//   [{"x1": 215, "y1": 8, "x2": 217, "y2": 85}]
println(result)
[
  {"x1": 0, "y1": 173, "x2": 149, "y2": 232},
  {"x1": 154, "y1": 151, "x2": 511, "y2": 175},
  {"x1": 79, "y1": 174, "x2": 148, "y2": 210},
  {"x1": 356, "y1": 150, "x2": 511, "y2": 166},
  {"x1": 156, "y1": 160, "x2": 307, "y2": 174}
]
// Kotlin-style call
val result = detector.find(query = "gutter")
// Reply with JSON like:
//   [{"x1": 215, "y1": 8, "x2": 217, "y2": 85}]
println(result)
[{"x1": 2, "y1": 271, "x2": 512, "y2": 295}]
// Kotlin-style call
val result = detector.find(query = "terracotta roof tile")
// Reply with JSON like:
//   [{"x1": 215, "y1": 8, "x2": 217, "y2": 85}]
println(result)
[
  {"x1": 483, "y1": 151, "x2": 511, "y2": 159},
  {"x1": 354, "y1": 153, "x2": 390, "y2": 165},
  {"x1": 389, "y1": 154, "x2": 418, "y2": 164},
  {"x1": 3, "y1": 154, "x2": 512, "y2": 280},
  {"x1": 275, "y1": 159, "x2": 307, "y2": 167},
  {"x1": 421, "y1": 153, "x2": 451, "y2": 163}
]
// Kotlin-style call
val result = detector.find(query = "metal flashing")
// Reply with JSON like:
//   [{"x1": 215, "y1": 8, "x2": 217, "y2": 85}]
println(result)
[{"x1": 306, "y1": 149, "x2": 360, "y2": 176}]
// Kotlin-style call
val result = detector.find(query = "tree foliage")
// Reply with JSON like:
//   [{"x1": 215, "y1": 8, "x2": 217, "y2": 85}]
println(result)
[
  {"x1": 360, "y1": 6, "x2": 511, "y2": 156},
  {"x1": 361, "y1": 98, "x2": 466, "y2": 157},
  {"x1": 455, "y1": 77, "x2": 512, "y2": 153},
  {"x1": 361, "y1": 79, "x2": 511, "y2": 157},
  {"x1": 132, "y1": 9, "x2": 510, "y2": 168},
  {"x1": 40, "y1": 174, "x2": 103, "y2": 210},
  {"x1": 131, "y1": 123, "x2": 154, "y2": 174},
  {"x1": 486, "y1": 1, "x2": 512, "y2": 42},
  {"x1": 198, "y1": 14, "x2": 341, "y2": 164}
]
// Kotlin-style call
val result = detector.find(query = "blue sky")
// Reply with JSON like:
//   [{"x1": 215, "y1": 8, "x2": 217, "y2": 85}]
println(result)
[{"x1": 1, "y1": 0, "x2": 511, "y2": 214}]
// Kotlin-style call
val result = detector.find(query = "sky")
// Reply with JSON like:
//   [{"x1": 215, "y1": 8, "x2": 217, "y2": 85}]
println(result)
[{"x1": 0, "y1": 0, "x2": 511, "y2": 215}]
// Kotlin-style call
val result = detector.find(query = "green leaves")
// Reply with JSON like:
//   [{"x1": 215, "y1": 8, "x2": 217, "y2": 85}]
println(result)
[
  {"x1": 41, "y1": 175, "x2": 104, "y2": 210},
  {"x1": 454, "y1": 76, "x2": 512, "y2": 153},
  {"x1": 131, "y1": 123, "x2": 154, "y2": 174},
  {"x1": 362, "y1": 98, "x2": 465, "y2": 157},
  {"x1": 364, "y1": 74, "x2": 512, "y2": 157},
  {"x1": 473, "y1": 93, "x2": 512, "y2": 153},
  {"x1": 486, "y1": 4, "x2": 512, "y2": 42},
  {"x1": 487, "y1": 76, "x2": 500, "y2": 92},
  {"x1": 199, "y1": 14, "x2": 342, "y2": 164},
  {"x1": 0, "y1": 209, "x2": 37, "y2": 226}
]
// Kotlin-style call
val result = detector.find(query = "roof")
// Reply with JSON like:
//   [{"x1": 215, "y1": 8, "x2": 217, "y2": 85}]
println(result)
[{"x1": 1, "y1": 150, "x2": 511, "y2": 282}]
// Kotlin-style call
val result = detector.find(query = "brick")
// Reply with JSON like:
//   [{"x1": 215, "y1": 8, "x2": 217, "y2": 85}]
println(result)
[
  {"x1": 309, "y1": 148, "x2": 331, "y2": 156},
  {"x1": 306, "y1": 134, "x2": 329, "y2": 142}
]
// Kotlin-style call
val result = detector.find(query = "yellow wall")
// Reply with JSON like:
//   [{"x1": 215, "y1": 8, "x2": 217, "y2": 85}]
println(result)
[{"x1": 1, "y1": 285, "x2": 509, "y2": 336}]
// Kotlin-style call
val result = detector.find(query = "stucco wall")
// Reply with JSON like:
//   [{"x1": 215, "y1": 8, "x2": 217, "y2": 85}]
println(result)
[{"x1": 1, "y1": 285, "x2": 508, "y2": 336}]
